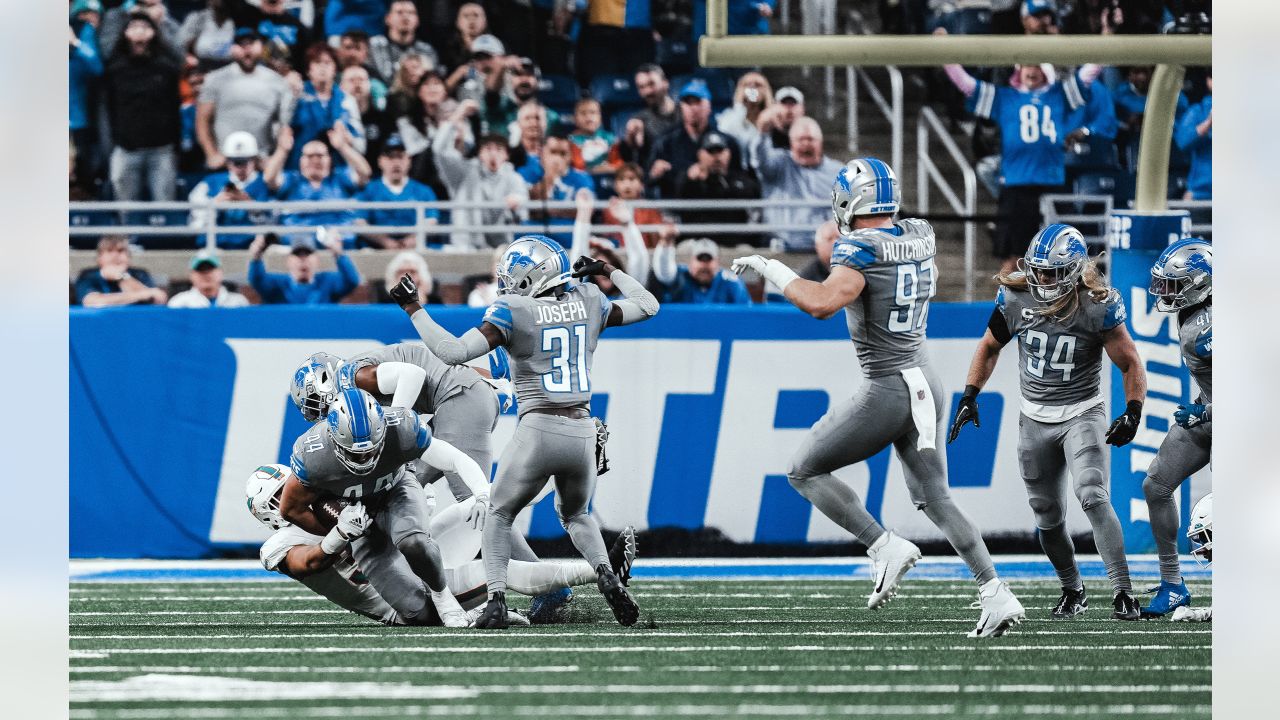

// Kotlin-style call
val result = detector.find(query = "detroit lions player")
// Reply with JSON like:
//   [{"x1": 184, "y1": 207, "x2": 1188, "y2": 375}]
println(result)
[
  {"x1": 1140, "y1": 238, "x2": 1212, "y2": 617},
  {"x1": 247, "y1": 464, "x2": 634, "y2": 624},
  {"x1": 388, "y1": 233, "x2": 660, "y2": 629},
  {"x1": 949, "y1": 224, "x2": 1147, "y2": 621},
  {"x1": 732, "y1": 158, "x2": 1025, "y2": 638},
  {"x1": 278, "y1": 387, "x2": 491, "y2": 627}
]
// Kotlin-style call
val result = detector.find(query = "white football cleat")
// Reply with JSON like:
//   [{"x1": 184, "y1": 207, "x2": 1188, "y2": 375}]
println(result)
[
  {"x1": 969, "y1": 579, "x2": 1025, "y2": 638},
  {"x1": 866, "y1": 531, "x2": 923, "y2": 610},
  {"x1": 432, "y1": 589, "x2": 471, "y2": 628}
]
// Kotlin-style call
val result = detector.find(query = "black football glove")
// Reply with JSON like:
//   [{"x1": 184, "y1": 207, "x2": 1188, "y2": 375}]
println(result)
[
  {"x1": 947, "y1": 385, "x2": 981, "y2": 444},
  {"x1": 1105, "y1": 400, "x2": 1143, "y2": 446},
  {"x1": 389, "y1": 273, "x2": 419, "y2": 307},
  {"x1": 572, "y1": 255, "x2": 608, "y2": 278}
]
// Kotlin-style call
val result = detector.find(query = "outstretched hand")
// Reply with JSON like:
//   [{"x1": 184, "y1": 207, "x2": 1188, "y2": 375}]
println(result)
[{"x1": 389, "y1": 273, "x2": 420, "y2": 308}]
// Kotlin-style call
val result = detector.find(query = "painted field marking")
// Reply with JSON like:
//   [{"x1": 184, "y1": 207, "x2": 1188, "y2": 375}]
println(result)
[
  {"x1": 70, "y1": 628, "x2": 1211, "y2": 641},
  {"x1": 69, "y1": 644, "x2": 1206, "y2": 656},
  {"x1": 67, "y1": 663, "x2": 1211, "y2": 675}
]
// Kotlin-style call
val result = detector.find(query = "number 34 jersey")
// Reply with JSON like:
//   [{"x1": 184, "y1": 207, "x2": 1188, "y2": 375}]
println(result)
[
  {"x1": 481, "y1": 282, "x2": 612, "y2": 417},
  {"x1": 830, "y1": 219, "x2": 938, "y2": 378},
  {"x1": 995, "y1": 282, "x2": 1126, "y2": 409}
]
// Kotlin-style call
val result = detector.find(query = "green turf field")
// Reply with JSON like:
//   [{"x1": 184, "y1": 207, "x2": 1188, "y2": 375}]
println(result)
[{"x1": 69, "y1": 576, "x2": 1210, "y2": 719}]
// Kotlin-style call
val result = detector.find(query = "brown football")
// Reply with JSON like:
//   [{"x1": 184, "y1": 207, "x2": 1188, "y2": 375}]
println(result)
[{"x1": 311, "y1": 498, "x2": 347, "y2": 531}]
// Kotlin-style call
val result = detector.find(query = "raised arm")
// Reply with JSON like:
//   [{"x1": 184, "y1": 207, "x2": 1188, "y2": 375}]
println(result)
[
  {"x1": 609, "y1": 197, "x2": 651, "y2": 282},
  {"x1": 572, "y1": 257, "x2": 660, "y2": 327},
  {"x1": 389, "y1": 274, "x2": 499, "y2": 364}
]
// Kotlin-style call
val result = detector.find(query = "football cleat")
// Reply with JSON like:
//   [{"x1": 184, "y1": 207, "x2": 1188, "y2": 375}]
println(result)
[
  {"x1": 528, "y1": 586, "x2": 574, "y2": 624},
  {"x1": 866, "y1": 531, "x2": 923, "y2": 610},
  {"x1": 969, "y1": 579, "x2": 1025, "y2": 638},
  {"x1": 472, "y1": 592, "x2": 510, "y2": 630},
  {"x1": 1051, "y1": 585, "x2": 1089, "y2": 620},
  {"x1": 1113, "y1": 590, "x2": 1141, "y2": 621},
  {"x1": 1141, "y1": 579, "x2": 1191, "y2": 618},
  {"x1": 610, "y1": 525, "x2": 638, "y2": 586},
  {"x1": 597, "y1": 564, "x2": 640, "y2": 627}
]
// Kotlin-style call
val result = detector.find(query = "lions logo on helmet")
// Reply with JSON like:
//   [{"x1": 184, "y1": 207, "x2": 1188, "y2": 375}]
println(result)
[
  {"x1": 290, "y1": 352, "x2": 344, "y2": 422},
  {"x1": 327, "y1": 388, "x2": 388, "y2": 474},
  {"x1": 831, "y1": 158, "x2": 900, "y2": 234},
  {"x1": 1149, "y1": 237, "x2": 1212, "y2": 312},
  {"x1": 495, "y1": 235, "x2": 572, "y2": 298},
  {"x1": 1021, "y1": 224, "x2": 1088, "y2": 303},
  {"x1": 245, "y1": 464, "x2": 292, "y2": 530}
]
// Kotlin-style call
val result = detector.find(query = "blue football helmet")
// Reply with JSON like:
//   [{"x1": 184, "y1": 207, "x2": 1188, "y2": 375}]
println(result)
[
  {"x1": 831, "y1": 158, "x2": 901, "y2": 233},
  {"x1": 290, "y1": 352, "x2": 345, "y2": 422},
  {"x1": 327, "y1": 388, "x2": 387, "y2": 474},
  {"x1": 496, "y1": 235, "x2": 572, "y2": 297},
  {"x1": 1149, "y1": 237, "x2": 1212, "y2": 312},
  {"x1": 1021, "y1": 224, "x2": 1088, "y2": 303}
]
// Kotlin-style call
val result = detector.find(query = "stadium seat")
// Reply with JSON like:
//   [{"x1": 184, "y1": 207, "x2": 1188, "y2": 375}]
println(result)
[
  {"x1": 656, "y1": 34, "x2": 696, "y2": 77},
  {"x1": 538, "y1": 73, "x2": 582, "y2": 117},
  {"x1": 121, "y1": 210, "x2": 200, "y2": 250},
  {"x1": 1064, "y1": 134, "x2": 1120, "y2": 173},
  {"x1": 590, "y1": 74, "x2": 643, "y2": 117},
  {"x1": 69, "y1": 209, "x2": 117, "y2": 250},
  {"x1": 1073, "y1": 170, "x2": 1135, "y2": 207}
]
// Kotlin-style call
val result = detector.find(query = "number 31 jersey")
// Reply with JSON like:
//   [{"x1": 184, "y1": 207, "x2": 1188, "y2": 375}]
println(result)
[
  {"x1": 830, "y1": 219, "x2": 937, "y2": 378},
  {"x1": 481, "y1": 282, "x2": 613, "y2": 417}
]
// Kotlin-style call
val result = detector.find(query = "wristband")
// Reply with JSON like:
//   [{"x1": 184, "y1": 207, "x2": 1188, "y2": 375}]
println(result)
[
  {"x1": 320, "y1": 526, "x2": 348, "y2": 555},
  {"x1": 761, "y1": 258, "x2": 800, "y2": 293}
]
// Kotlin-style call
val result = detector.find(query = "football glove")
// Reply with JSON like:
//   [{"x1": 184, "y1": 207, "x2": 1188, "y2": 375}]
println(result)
[
  {"x1": 1174, "y1": 403, "x2": 1207, "y2": 428},
  {"x1": 947, "y1": 385, "x2": 981, "y2": 444},
  {"x1": 571, "y1": 255, "x2": 608, "y2": 278},
  {"x1": 730, "y1": 255, "x2": 767, "y2": 277},
  {"x1": 467, "y1": 493, "x2": 489, "y2": 531},
  {"x1": 594, "y1": 417, "x2": 611, "y2": 475},
  {"x1": 336, "y1": 502, "x2": 373, "y2": 541},
  {"x1": 488, "y1": 346, "x2": 512, "y2": 382},
  {"x1": 389, "y1": 273, "x2": 419, "y2": 307},
  {"x1": 1105, "y1": 400, "x2": 1143, "y2": 446}
]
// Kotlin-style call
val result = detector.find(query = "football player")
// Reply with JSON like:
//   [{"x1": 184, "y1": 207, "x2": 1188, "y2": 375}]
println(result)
[
  {"x1": 949, "y1": 224, "x2": 1146, "y2": 621},
  {"x1": 1171, "y1": 493, "x2": 1212, "y2": 622},
  {"x1": 1141, "y1": 238, "x2": 1212, "y2": 617},
  {"x1": 388, "y1": 233, "x2": 659, "y2": 629},
  {"x1": 732, "y1": 158, "x2": 1025, "y2": 638},
  {"x1": 246, "y1": 464, "x2": 636, "y2": 625},
  {"x1": 279, "y1": 387, "x2": 491, "y2": 627}
]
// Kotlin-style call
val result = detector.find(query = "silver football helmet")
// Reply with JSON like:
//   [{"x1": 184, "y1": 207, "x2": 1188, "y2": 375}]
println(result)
[
  {"x1": 831, "y1": 158, "x2": 901, "y2": 233},
  {"x1": 327, "y1": 388, "x2": 387, "y2": 474},
  {"x1": 290, "y1": 352, "x2": 344, "y2": 422},
  {"x1": 1021, "y1": 224, "x2": 1088, "y2": 303},
  {"x1": 1187, "y1": 492, "x2": 1212, "y2": 566},
  {"x1": 495, "y1": 234, "x2": 572, "y2": 297},
  {"x1": 1149, "y1": 237, "x2": 1212, "y2": 312},
  {"x1": 245, "y1": 464, "x2": 291, "y2": 530}
]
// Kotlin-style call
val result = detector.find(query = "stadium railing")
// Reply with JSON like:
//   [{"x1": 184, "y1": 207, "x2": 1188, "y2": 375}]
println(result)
[
  {"x1": 1042, "y1": 194, "x2": 1214, "y2": 248},
  {"x1": 916, "y1": 105, "x2": 978, "y2": 301},
  {"x1": 846, "y1": 64, "x2": 904, "y2": 173}
]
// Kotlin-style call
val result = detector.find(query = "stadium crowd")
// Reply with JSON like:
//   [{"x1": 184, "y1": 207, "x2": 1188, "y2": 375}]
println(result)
[{"x1": 69, "y1": 0, "x2": 1210, "y2": 306}]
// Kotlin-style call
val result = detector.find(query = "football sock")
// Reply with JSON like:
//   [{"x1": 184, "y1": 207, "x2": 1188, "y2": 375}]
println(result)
[
  {"x1": 482, "y1": 507, "x2": 516, "y2": 594},
  {"x1": 1038, "y1": 522, "x2": 1083, "y2": 591},
  {"x1": 787, "y1": 471, "x2": 885, "y2": 547},
  {"x1": 507, "y1": 560, "x2": 596, "y2": 596},
  {"x1": 920, "y1": 497, "x2": 997, "y2": 585},
  {"x1": 1083, "y1": 503, "x2": 1133, "y2": 593},
  {"x1": 1143, "y1": 478, "x2": 1184, "y2": 584},
  {"x1": 560, "y1": 509, "x2": 611, "y2": 571}
]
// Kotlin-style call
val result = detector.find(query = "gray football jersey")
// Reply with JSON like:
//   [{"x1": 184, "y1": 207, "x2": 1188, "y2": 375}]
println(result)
[
  {"x1": 829, "y1": 218, "x2": 937, "y2": 377},
  {"x1": 289, "y1": 406, "x2": 431, "y2": 500},
  {"x1": 481, "y1": 283, "x2": 612, "y2": 417},
  {"x1": 1178, "y1": 303, "x2": 1212, "y2": 403},
  {"x1": 340, "y1": 342, "x2": 482, "y2": 414},
  {"x1": 996, "y1": 282, "x2": 1127, "y2": 406},
  {"x1": 260, "y1": 525, "x2": 399, "y2": 624}
]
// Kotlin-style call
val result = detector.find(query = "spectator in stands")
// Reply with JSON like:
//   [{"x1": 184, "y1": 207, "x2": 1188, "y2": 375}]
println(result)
[
  {"x1": 1020, "y1": 0, "x2": 1059, "y2": 34},
  {"x1": 621, "y1": 64, "x2": 678, "y2": 165},
  {"x1": 266, "y1": 125, "x2": 373, "y2": 243},
  {"x1": 325, "y1": 0, "x2": 391, "y2": 40},
  {"x1": 103, "y1": 10, "x2": 183, "y2": 201},
  {"x1": 1064, "y1": 71, "x2": 1118, "y2": 158},
  {"x1": 370, "y1": 1, "x2": 441, "y2": 85},
  {"x1": 602, "y1": 163, "x2": 664, "y2": 247},
  {"x1": 287, "y1": 43, "x2": 364, "y2": 168},
  {"x1": 576, "y1": 0, "x2": 657, "y2": 88},
  {"x1": 692, "y1": 0, "x2": 777, "y2": 41},
  {"x1": 571, "y1": 189, "x2": 651, "y2": 296},
  {"x1": 179, "y1": 0, "x2": 236, "y2": 70},
  {"x1": 178, "y1": 65, "x2": 210, "y2": 175},
  {"x1": 76, "y1": 235, "x2": 168, "y2": 307},
  {"x1": 188, "y1": 131, "x2": 276, "y2": 249},
  {"x1": 222, "y1": 0, "x2": 312, "y2": 72},
  {"x1": 384, "y1": 51, "x2": 432, "y2": 119},
  {"x1": 197, "y1": 27, "x2": 294, "y2": 169},
  {"x1": 432, "y1": 99, "x2": 529, "y2": 249},
  {"x1": 168, "y1": 252, "x2": 251, "y2": 308},
  {"x1": 675, "y1": 132, "x2": 762, "y2": 246},
  {"x1": 652, "y1": 237, "x2": 752, "y2": 304},
  {"x1": 649, "y1": 80, "x2": 741, "y2": 198},
  {"x1": 511, "y1": 102, "x2": 548, "y2": 180},
  {"x1": 69, "y1": 1, "x2": 105, "y2": 195},
  {"x1": 439, "y1": 3, "x2": 488, "y2": 71},
  {"x1": 341, "y1": 65, "x2": 392, "y2": 164},
  {"x1": 569, "y1": 97, "x2": 622, "y2": 175},
  {"x1": 526, "y1": 130, "x2": 597, "y2": 246},
  {"x1": 399, "y1": 69, "x2": 460, "y2": 198},
  {"x1": 247, "y1": 231, "x2": 362, "y2": 304},
  {"x1": 482, "y1": 57, "x2": 547, "y2": 140},
  {"x1": 335, "y1": 29, "x2": 377, "y2": 83},
  {"x1": 357, "y1": 135, "x2": 440, "y2": 249},
  {"x1": 753, "y1": 117, "x2": 843, "y2": 250},
  {"x1": 467, "y1": 244, "x2": 508, "y2": 307},
  {"x1": 798, "y1": 220, "x2": 838, "y2": 282},
  {"x1": 1175, "y1": 71, "x2": 1211, "y2": 200},
  {"x1": 446, "y1": 34, "x2": 507, "y2": 110},
  {"x1": 376, "y1": 250, "x2": 444, "y2": 304},
  {"x1": 754, "y1": 86, "x2": 805, "y2": 151},
  {"x1": 716, "y1": 72, "x2": 774, "y2": 155},
  {"x1": 100, "y1": 0, "x2": 183, "y2": 65},
  {"x1": 1114, "y1": 66, "x2": 1189, "y2": 161}
]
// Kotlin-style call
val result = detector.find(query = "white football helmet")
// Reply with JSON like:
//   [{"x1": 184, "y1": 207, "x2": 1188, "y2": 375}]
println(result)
[
  {"x1": 1187, "y1": 493, "x2": 1212, "y2": 566},
  {"x1": 245, "y1": 464, "x2": 292, "y2": 530}
]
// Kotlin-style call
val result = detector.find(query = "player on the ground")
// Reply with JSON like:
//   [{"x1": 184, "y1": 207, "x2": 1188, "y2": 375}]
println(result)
[
  {"x1": 279, "y1": 387, "x2": 490, "y2": 627},
  {"x1": 949, "y1": 223, "x2": 1146, "y2": 621},
  {"x1": 247, "y1": 464, "x2": 637, "y2": 624},
  {"x1": 1140, "y1": 238, "x2": 1212, "y2": 617},
  {"x1": 1171, "y1": 493, "x2": 1212, "y2": 622},
  {"x1": 388, "y1": 233, "x2": 659, "y2": 629},
  {"x1": 732, "y1": 158, "x2": 1025, "y2": 638}
]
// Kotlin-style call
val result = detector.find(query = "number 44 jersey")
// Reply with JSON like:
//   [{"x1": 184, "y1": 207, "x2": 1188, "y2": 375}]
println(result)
[{"x1": 831, "y1": 218, "x2": 938, "y2": 377}]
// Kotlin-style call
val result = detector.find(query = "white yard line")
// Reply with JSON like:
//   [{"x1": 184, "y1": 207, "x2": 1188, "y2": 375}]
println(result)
[
  {"x1": 68, "y1": 644, "x2": 1205, "y2": 656},
  {"x1": 68, "y1": 663, "x2": 1211, "y2": 675},
  {"x1": 70, "y1": 628, "x2": 1210, "y2": 641}
]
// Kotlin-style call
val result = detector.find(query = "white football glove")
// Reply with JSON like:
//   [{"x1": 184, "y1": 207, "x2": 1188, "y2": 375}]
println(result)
[
  {"x1": 336, "y1": 502, "x2": 373, "y2": 541},
  {"x1": 731, "y1": 255, "x2": 768, "y2": 278},
  {"x1": 467, "y1": 493, "x2": 489, "y2": 531},
  {"x1": 731, "y1": 255, "x2": 800, "y2": 291}
]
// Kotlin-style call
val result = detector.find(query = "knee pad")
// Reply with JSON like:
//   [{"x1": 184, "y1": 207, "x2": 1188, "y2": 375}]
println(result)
[
  {"x1": 1028, "y1": 496, "x2": 1064, "y2": 528},
  {"x1": 1074, "y1": 468, "x2": 1110, "y2": 511}
]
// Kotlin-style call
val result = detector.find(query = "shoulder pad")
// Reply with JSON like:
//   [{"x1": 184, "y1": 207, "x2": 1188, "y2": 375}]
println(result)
[
  {"x1": 482, "y1": 298, "x2": 515, "y2": 333},
  {"x1": 831, "y1": 235, "x2": 878, "y2": 270}
]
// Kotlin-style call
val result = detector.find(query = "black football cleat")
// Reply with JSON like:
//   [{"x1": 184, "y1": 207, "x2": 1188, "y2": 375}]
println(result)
[
  {"x1": 1051, "y1": 585, "x2": 1089, "y2": 619},
  {"x1": 609, "y1": 525, "x2": 638, "y2": 586},
  {"x1": 473, "y1": 592, "x2": 509, "y2": 630},
  {"x1": 1112, "y1": 590, "x2": 1141, "y2": 621},
  {"x1": 597, "y1": 564, "x2": 639, "y2": 626}
]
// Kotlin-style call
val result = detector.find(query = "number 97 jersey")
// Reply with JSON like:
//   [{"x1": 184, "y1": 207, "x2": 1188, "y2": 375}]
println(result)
[{"x1": 830, "y1": 219, "x2": 938, "y2": 377}]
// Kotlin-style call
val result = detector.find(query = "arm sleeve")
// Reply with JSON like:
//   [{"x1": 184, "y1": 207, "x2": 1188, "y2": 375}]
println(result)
[
  {"x1": 409, "y1": 309, "x2": 494, "y2": 364},
  {"x1": 375, "y1": 362, "x2": 428, "y2": 410},
  {"x1": 431, "y1": 122, "x2": 469, "y2": 190},
  {"x1": 420, "y1": 436, "x2": 490, "y2": 498},
  {"x1": 608, "y1": 269, "x2": 660, "y2": 324},
  {"x1": 943, "y1": 64, "x2": 977, "y2": 97},
  {"x1": 651, "y1": 242, "x2": 678, "y2": 285}
]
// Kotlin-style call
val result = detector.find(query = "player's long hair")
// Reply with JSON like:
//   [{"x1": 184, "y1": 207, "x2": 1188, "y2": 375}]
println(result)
[{"x1": 994, "y1": 256, "x2": 1111, "y2": 322}]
